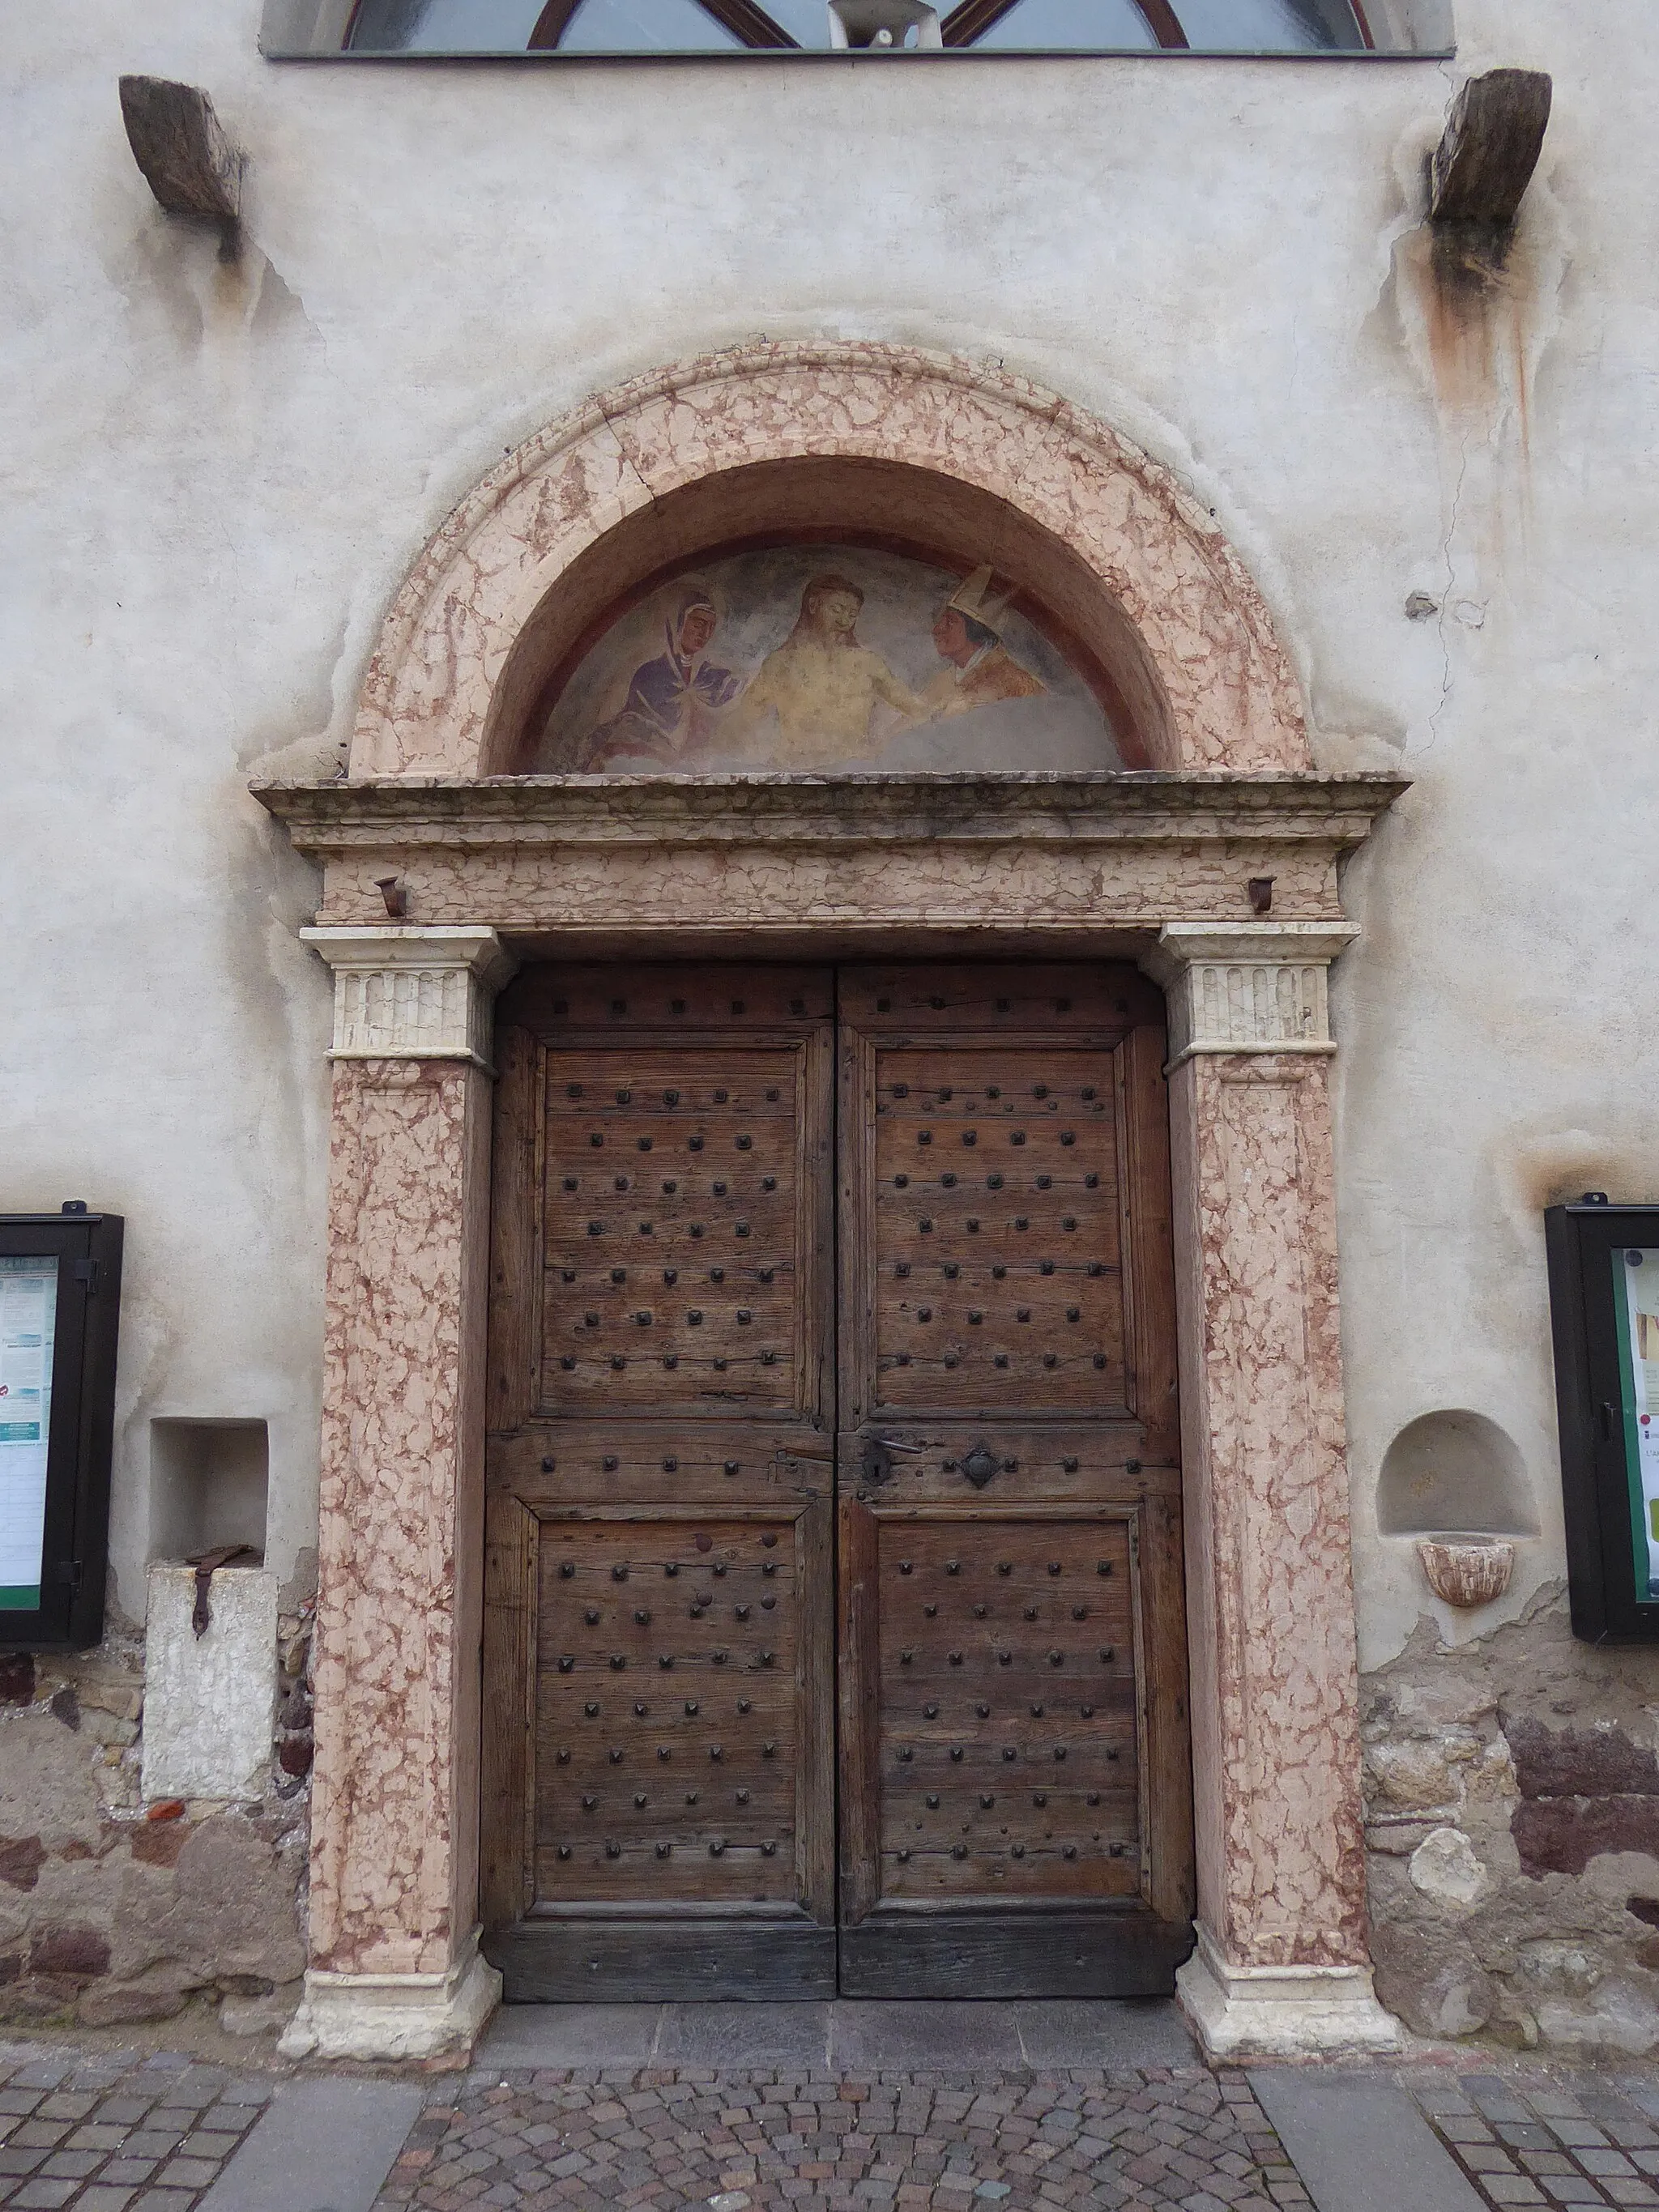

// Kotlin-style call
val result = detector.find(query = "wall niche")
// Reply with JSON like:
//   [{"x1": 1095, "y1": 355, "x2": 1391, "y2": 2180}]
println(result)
[{"x1": 1376, "y1": 1409, "x2": 1538, "y2": 1538}]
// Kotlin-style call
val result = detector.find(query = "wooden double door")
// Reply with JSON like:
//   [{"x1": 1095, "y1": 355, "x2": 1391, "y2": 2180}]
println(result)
[{"x1": 482, "y1": 961, "x2": 1193, "y2": 1999}]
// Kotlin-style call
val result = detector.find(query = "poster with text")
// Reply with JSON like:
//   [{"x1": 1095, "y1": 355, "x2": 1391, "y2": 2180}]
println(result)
[
  {"x1": 0, "y1": 1256, "x2": 56, "y2": 1610},
  {"x1": 1615, "y1": 1247, "x2": 1659, "y2": 1602}
]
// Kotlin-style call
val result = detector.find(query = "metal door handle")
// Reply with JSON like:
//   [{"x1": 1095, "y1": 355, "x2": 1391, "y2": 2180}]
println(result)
[{"x1": 861, "y1": 1438, "x2": 924, "y2": 1485}]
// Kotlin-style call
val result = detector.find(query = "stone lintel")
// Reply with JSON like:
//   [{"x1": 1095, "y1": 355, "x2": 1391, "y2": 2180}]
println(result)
[{"x1": 264, "y1": 774, "x2": 1402, "y2": 939}]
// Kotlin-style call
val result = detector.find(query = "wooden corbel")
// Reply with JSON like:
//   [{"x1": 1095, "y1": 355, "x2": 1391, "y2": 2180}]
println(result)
[{"x1": 1431, "y1": 68, "x2": 1553, "y2": 231}]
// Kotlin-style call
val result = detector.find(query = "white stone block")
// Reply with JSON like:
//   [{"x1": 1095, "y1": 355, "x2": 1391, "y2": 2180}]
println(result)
[{"x1": 142, "y1": 1566, "x2": 277, "y2": 1803}]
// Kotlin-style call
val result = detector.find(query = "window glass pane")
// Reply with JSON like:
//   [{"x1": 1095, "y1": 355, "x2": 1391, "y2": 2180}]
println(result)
[
  {"x1": 973, "y1": 1, "x2": 1157, "y2": 49},
  {"x1": 763, "y1": 0, "x2": 836, "y2": 40},
  {"x1": 331, "y1": 0, "x2": 1402, "y2": 54},
  {"x1": 1173, "y1": 0, "x2": 1365, "y2": 50},
  {"x1": 557, "y1": 0, "x2": 744, "y2": 49},
  {"x1": 348, "y1": 0, "x2": 548, "y2": 49}
]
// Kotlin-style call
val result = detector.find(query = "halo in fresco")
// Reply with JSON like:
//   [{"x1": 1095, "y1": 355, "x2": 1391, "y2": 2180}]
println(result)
[{"x1": 533, "y1": 544, "x2": 1124, "y2": 774}]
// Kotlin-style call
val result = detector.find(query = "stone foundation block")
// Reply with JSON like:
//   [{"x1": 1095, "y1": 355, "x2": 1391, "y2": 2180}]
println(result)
[{"x1": 142, "y1": 1566, "x2": 277, "y2": 1803}]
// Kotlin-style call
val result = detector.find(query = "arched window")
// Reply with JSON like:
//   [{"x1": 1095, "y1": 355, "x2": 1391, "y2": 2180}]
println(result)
[{"x1": 329, "y1": 0, "x2": 1440, "y2": 56}]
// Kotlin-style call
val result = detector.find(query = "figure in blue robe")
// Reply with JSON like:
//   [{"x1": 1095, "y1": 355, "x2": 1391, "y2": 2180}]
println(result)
[{"x1": 579, "y1": 590, "x2": 741, "y2": 768}]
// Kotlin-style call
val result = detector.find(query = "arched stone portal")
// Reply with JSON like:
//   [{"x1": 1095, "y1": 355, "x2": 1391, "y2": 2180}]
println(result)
[
  {"x1": 257, "y1": 341, "x2": 1405, "y2": 2064},
  {"x1": 350, "y1": 342, "x2": 1311, "y2": 781}
]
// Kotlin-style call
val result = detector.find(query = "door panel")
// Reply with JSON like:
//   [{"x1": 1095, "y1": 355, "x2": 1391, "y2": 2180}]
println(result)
[
  {"x1": 532, "y1": 1515, "x2": 808, "y2": 1906},
  {"x1": 871, "y1": 1514, "x2": 1141, "y2": 1899},
  {"x1": 835, "y1": 964, "x2": 1193, "y2": 1995},
  {"x1": 483, "y1": 958, "x2": 1192, "y2": 2001},
  {"x1": 869, "y1": 1047, "x2": 1128, "y2": 1411},
  {"x1": 483, "y1": 966, "x2": 838, "y2": 1999}
]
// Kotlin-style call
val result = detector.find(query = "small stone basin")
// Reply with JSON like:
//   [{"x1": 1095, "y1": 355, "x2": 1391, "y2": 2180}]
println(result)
[{"x1": 1417, "y1": 1534, "x2": 1516, "y2": 1609}]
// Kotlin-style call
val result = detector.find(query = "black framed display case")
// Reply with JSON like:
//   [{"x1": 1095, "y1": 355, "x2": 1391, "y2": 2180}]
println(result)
[
  {"x1": 1547, "y1": 1196, "x2": 1659, "y2": 1644},
  {"x1": 0, "y1": 1208, "x2": 123, "y2": 1652}
]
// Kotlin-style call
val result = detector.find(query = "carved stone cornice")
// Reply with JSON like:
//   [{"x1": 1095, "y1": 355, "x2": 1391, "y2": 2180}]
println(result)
[
  {"x1": 255, "y1": 772, "x2": 1406, "y2": 938},
  {"x1": 257, "y1": 770, "x2": 1405, "y2": 850}
]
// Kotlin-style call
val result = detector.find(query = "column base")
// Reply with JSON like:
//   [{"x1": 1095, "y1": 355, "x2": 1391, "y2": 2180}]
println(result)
[
  {"x1": 1176, "y1": 1927, "x2": 1405, "y2": 2061},
  {"x1": 278, "y1": 1926, "x2": 501, "y2": 2064}
]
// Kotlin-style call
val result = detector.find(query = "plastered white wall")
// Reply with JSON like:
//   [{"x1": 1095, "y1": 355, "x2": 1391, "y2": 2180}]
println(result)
[{"x1": 2, "y1": 2, "x2": 1653, "y2": 1663}]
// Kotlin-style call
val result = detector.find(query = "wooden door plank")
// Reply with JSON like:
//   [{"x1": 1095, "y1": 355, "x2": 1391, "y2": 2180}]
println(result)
[
  {"x1": 797, "y1": 1495, "x2": 836, "y2": 1920},
  {"x1": 1137, "y1": 1494, "x2": 1196, "y2": 1924},
  {"x1": 1118, "y1": 1017, "x2": 1182, "y2": 1465},
  {"x1": 491, "y1": 1915, "x2": 837, "y2": 2000},
  {"x1": 481, "y1": 1493, "x2": 538, "y2": 1932},
  {"x1": 837, "y1": 1905, "x2": 1191, "y2": 1999},
  {"x1": 486, "y1": 1025, "x2": 541, "y2": 1436},
  {"x1": 838, "y1": 1494, "x2": 882, "y2": 1924}
]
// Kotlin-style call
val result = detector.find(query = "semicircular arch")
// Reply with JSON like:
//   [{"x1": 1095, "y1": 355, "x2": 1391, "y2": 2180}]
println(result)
[{"x1": 350, "y1": 342, "x2": 1309, "y2": 780}]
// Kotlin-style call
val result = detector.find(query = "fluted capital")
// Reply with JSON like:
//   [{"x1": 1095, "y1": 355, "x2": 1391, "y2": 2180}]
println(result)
[
  {"x1": 1146, "y1": 922, "x2": 1360, "y2": 1069},
  {"x1": 301, "y1": 925, "x2": 516, "y2": 1068}
]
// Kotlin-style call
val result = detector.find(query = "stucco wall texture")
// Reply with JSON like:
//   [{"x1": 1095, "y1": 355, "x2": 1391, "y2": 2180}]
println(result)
[{"x1": 5, "y1": 0, "x2": 1658, "y2": 2045}]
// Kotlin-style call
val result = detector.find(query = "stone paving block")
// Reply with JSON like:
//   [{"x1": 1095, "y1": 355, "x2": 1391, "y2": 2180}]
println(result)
[{"x1": 63, "y1": 2132, "x2": 131, "y2": 2157}]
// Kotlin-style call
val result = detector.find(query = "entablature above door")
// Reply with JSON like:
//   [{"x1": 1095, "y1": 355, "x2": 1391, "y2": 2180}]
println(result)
[{"x1": 254, "y1": 768, "x2": 1406, "y2": 943}]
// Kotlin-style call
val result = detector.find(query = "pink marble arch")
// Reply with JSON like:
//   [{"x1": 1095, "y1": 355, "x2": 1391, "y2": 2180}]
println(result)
[{"x1": 349, "y1": 342, "x2": 1311, "y2": 780}]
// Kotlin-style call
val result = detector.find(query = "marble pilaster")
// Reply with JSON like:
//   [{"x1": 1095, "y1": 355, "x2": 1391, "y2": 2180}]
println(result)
[
  {"x1": 279, "y1": 926, "x2": 513, "y2": 2062},
  {"x1": 1149, "y1": 923, "x2": 1403, "y2": 2059}
]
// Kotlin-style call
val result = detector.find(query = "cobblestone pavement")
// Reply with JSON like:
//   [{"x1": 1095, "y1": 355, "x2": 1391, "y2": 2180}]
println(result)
[
  {"x1": 17, "y1": 2034, "x2": 1659, "y2": 2212},
  {"x1": 1407, "y1": 2071, "x2": 1659, "y2": 2210},
  {"x1": 373, "y1": 2065, "x2": 1310, "y2": 2212},
  {"x1": 0, "y1": 2045, "x2": 271, "y2": 2210}
]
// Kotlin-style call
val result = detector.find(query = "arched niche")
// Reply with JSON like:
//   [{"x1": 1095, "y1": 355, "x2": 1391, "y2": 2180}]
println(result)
[
  {"x1": 349, "y1": 343, "x2": 1311, "y2": 781},
  {"x1": 1376, "y1": 1409, "x2": 1541, "y2": 1539}
]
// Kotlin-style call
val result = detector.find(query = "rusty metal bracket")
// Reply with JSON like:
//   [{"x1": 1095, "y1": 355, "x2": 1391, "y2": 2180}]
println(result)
[{"x1": 184, "y1": 1543, "x2": 256, "y2": 1638}]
